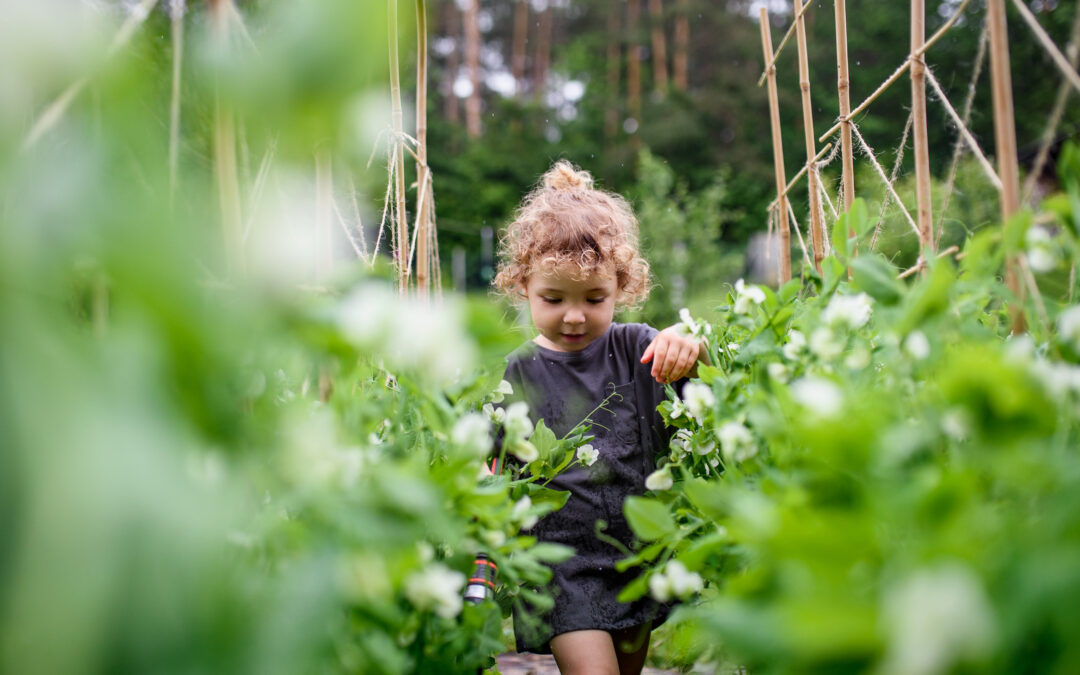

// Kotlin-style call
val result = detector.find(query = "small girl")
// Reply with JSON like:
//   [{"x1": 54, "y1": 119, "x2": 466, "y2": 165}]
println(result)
[{"x1": 493, "y1": 161, "x2": 705, "y2": 674}]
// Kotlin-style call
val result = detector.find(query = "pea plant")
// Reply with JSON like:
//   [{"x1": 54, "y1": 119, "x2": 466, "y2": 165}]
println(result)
[{"x1": 621, "y1": 151, "x2": 1080, "y2": 674}]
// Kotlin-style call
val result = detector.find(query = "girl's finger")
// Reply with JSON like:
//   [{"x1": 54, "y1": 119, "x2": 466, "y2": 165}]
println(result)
[
  {"x1": 641, "y1": 340, "x2": 655, "y2": 364},
  {"x1": 651, "y1": 340, "x2": 670, "y2": 380}
]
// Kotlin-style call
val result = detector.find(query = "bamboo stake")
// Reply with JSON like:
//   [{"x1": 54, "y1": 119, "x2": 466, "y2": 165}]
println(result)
[
  {"x1": 911, "y1": 0, "x2": 934, "y2": 255},
  {"x1": 757, "y1": 0, "x2": 814, "y2": 87},
  {"x1": 760, "y1": 8, "x2": 791, "y2": 285},
  {"x1": 464, "y1": 0, "x2": 482, "y2": 138},
  {"x1": 1010, "y1": 0, "x2": 1080, "y2": 97},
  {"x1": 168, "y1": 1, "x2": 185, "y2": 200},
  {"x1": 673, "y1": 0, "x2": 689, "y2": 92},
  {"x1": 834, "y1": 0, "x2": 855, "y2": 216},
  {"x1": 534, "y1": 2, "x2": 553, "y2": 102},
  {"x1": 795, "y1": 0, "x2": 824, "y2": 272},
  {"x1": 987, "y1": 0, "x2": 1025, "y2": 333},
  {"x1": 648, "y1": 0, "x2": 669, "y2": 95},
  {"x1": 766, "y1": 142, "x2": 833, "y2": 211},
  {"x1": 818, "y1": 0, "x2": 973, "y2": 143},
  {"x1": 210, "y1": 0, "x2": 244, "y2": 279},
  {"x1": 416, "y1": 0, "x2": 431, "y2": 297},
  {"x1": 389, "y1": 0, "x2": 410, "y2": 291},
  {"x1": 315, "y1": 148, "x2": 333, "y2": 281}
]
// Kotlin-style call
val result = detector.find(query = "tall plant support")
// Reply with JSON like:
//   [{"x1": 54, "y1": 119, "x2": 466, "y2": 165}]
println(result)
[
  {"x1": 443, "y1": 1, "x2": 460, "y2": 125},
  {"x1": 910, "y1": 0, "x2": 935, "y2": 255},
  {"x1": 389, "y1": 0, "x2": 410, "y2": 291},
  {"x1": 534, "y1": 3, "x2": 553, "y2": 102},
  {"x1": 987, "y1": 0, "x2": 1025, "y2": 332},
  {"x1": 415, "y1": 0, "x2": 432, "y2": 297},
  {"x1": 794, "y1": 0, "x2": 824, "y2": 272},
  {"x1": 760, "y1": 9, "x2": 791, "y2": 285},
  {"x1": 210, "y1": 0, "x2": 244, "y2": 279},
  {"x1": 834, "y1": 0, "x2": 854, "y2": 216},
  {"x1": 648, "y1": 0, "x2": 669, "y2": 95}
]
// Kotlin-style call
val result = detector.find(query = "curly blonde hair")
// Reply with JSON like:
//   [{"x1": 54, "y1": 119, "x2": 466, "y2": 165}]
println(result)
[{"x1": 493, "y1": 160, "x2": 651, "y2": 308}]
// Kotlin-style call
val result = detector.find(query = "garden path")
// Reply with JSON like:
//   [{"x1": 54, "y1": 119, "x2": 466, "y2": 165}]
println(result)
[{"x1": 495, "y1": 652, "x2": 680, "y2": 674}]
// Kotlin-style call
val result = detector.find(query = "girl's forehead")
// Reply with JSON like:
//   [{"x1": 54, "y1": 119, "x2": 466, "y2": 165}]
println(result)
[{"x1": 529, "y1": 263, "x2": 616, "y2": 290}]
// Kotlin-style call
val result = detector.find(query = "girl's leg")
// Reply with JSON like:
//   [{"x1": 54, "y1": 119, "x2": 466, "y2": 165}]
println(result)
[
  {"x1": 550, "y1": 630, "x2": 620, "y2": 675},
  {"x1": 610, "y1": 622, "x2": 652, "y2": 675}
]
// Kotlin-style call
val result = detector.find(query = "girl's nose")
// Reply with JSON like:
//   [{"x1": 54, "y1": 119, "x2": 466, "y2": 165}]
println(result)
[{"x1": 564, "y1": 306, "x2": 586, "y2": 324}]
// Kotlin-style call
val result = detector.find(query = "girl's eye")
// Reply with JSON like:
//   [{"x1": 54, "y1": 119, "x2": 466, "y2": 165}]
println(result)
[
  {"x1": 587, "y1": 297, "x2": 607, "y2": 304},
  {"x1": 542, "y1": 297, "x2": 561, "y2": 304}
]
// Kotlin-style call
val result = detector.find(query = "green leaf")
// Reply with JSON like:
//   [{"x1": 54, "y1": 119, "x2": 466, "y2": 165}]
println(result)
[
  {"x1": 822, "y1": 256, "x2": 847, "y2": 295},
  {"x1": 734, "y1": 330, "x2": 777, "y2": 365},
  {"x1": 898, "y1": 258, "x2": 956, "y2": 333},
  {"x1": 1002, "y1": 210, "x2": 1032, "y2": 254},
  {"x1": 848, "y1": 198, "x2": 871, "y2": 237},
  {"x1": 526, "y1": 484, "x2": 571, "y2": 512},
  {"x1": 616, "y1": 572, "x2": 650, "y2": 602},
  {"x1": 529, "y1": 420, "x2": 559, "y2": 463},
  {"x1": 850, "y1": 254, "x2": 904, "y2": 305},
  {"x1": 696, "y1": 364, "x2": 722, "y2": 385},
  {"x1": 615, "y1": 541, "x2": 666, "y2": 572},
  {"x1": 682, "y1": 478, "x2": 728, "y2": 521},
  {"x1": 677, "y1": 529, "x2": 730, "y2": 570},
  {"x1": 624, "y1": 496, "x2": 676, "y2": 541},
  {"x1": 779, "y1": 278, "x2": 803, "y2": 304},
  {"x1": 831, "y1": 212, "x2": 850, "y2": 260},
  {"x1": 528, "y1": 543, "x2": 574, "y2": 564}
]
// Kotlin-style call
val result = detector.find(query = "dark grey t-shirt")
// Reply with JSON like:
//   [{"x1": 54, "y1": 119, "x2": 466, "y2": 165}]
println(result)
[{"x1": 503, "y1": 322, "x2": 677, "y2": 652}]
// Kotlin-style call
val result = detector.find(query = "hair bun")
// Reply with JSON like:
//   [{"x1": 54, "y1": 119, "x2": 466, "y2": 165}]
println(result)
[{"x1": 542, "y1": 160, "x2": 593, "y2": 192}]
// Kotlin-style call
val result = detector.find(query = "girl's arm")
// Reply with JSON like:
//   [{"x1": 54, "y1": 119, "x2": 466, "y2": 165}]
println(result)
[{"x1": 640, "y1": 326, "x2": 711, "y2": 384}]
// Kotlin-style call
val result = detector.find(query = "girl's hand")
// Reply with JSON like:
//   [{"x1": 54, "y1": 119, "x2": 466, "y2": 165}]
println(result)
[{"x1": 640, "y1": 326, "x2": 706, "y2": 384}]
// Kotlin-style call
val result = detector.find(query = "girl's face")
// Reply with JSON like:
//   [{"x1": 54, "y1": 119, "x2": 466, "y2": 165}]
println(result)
[{"x1": 523, "y1": 263, "x2": 618, "y2": 352}]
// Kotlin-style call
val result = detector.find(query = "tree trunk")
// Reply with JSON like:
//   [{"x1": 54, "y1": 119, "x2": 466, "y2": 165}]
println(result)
[
  {"x1": 512, "y1": 0, "x2": 529, "y2": 96},
  {"x1": 604, "y1": 2, "x2": 622, "y2": 142},
  {"x1": 443, "y1": 0, "x2": 460, "y2": 125},
  {"x1": 464, "y1": 0, "x2": 482, "y2": 138},
  {"x1": 627, "y1": 0, "x2": 642, "y2": 145},
  {"x1": 534, "y1": 3, "x2": 553, "y2": 101},
  {"x1": 672, "y1": 0, "x2": 688, "y2": 92},
  {"x1": 648, "y1": 0, "x2": 668, "y2": 95}
]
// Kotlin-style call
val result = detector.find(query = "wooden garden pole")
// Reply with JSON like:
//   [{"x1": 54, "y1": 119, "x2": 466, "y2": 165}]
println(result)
[
  {"x1": 648, "y1": 0, "x2": 669, "y2": 95},
  {"x1": 673, "y1": 0, "x2": 689, "y2": 92},
  {"x1": 794, "y1": 0, "x2": 824, "y2": 272},
  {"x1": 911, "y1": 0, "x2": 935, "y2": 254},
  {"x1": 987, "y1": 0, "x2": 1025, "y2": 332},
  {"x1": 760, "y1": 9, "x2": 791, "y2": 285},
  {"x1": 834, "y1": 0, "x2": 855, "y2": 215},
  {"x1": 416, "y1": 0, "x2": 431, "y2": 297},
  {"x1": 389, "y1": 0, "x2": 410, "y2": 292}
]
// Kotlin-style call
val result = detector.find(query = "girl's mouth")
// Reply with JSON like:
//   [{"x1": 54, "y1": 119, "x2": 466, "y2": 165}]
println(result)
[{"x1": 562, "y1": 333, "x2": 585, "y2": 343}]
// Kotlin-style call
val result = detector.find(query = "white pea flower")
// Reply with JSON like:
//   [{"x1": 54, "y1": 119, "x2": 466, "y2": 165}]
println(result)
[
  {"x1": 512, "y1": 496, "x2": 538, "y2": 530},
  {"x1": 649, "y1": 570, "x2": 674, "y2": 602},
  {"x1": 665, "y1": 560, "x2": 704, "y2": 598},
  {"x1": 503, "y1": 401, "x2": 534, "y2": 439},
  {"x1": 682, "y1": 382, "x2": 716, "y2": 423},
  {"x1": 791, "y1": 376, "x2": 843, "y2": 418},
  {"x1": 670, "y1": 429, "x2": 693, "y2": 460},
  {"x1": 717, "y1": 421, "x2": 757, "y2": 464},
  {"x1": 1026, "y1": 226, "x2": 1059, "y2": 273},
  {"x1": 1059, "y1": 305, "x2": 1080, "y2": 352},
  {"x1": 678, "y1": 308, "x2": 713, "y2": 339},
  {"x1": 490, "y1": 379, "x2": 514, "y2": 403},
  {"x1": 810, "y1": 326, "x2": 844, "y2": 360},
  {"x1": 645, "y1": 466, "x2": 674, "y2": 491},
  {"x1": 940, "y1": 407, "x2": 971, "y2": 442},
  {"x1": 845, "y1": 346, "x2": 871, "y2": 371},
  {"x1": 1031, "y1": 359, "x2": 1080, "y2": 399},
  {"x1": 1003, "y1": 334, "x2": 1036, "y2": 363},
  {"x1": 882, "y1": 564, "x2": 997, "y2": 675},
  {"x1": 482, "y1": 529, "x2": 506, "y2": 548},
  {"x1": 576, "y1": 444, "x2": 599, "y2": 467},
  {"x1": 404, "y1": 563, "x2": 466, "y2": 619},
  {"x1": 482, "y1": 402, "x2": 506, "y2": 425},
  {"x1": 451, "y1": 413, "x2": 492, "y2": 457},
  {"x1": 733, "y1": 278, "x2": 767, "y2": 314},
  {"x1": 669, "y1": 398, "x2": 687, "y2": 419},
  {"x1": 822, "y1": 292, "x2": 873, "y2": 329},
  {"x1": 782, "y1": 329, "x2": 807, "y2": 361},
  {"x1": 510, "y1": 439, "x2": 539, "y2": 463},
  {"x1": 903, "y1": 331, "x2": 931, "y2": 361},
  {"x1": 727, "y1": 342, "x2": 740, "y2": 352},
  {"x1": 767, "y1": 362, "x2": 790, "y2": 383}
]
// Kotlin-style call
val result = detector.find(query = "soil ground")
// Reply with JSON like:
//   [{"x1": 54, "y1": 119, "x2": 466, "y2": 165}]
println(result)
[{"x1": 495, "y1": 651, "x2": 680, "y2": 674}]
